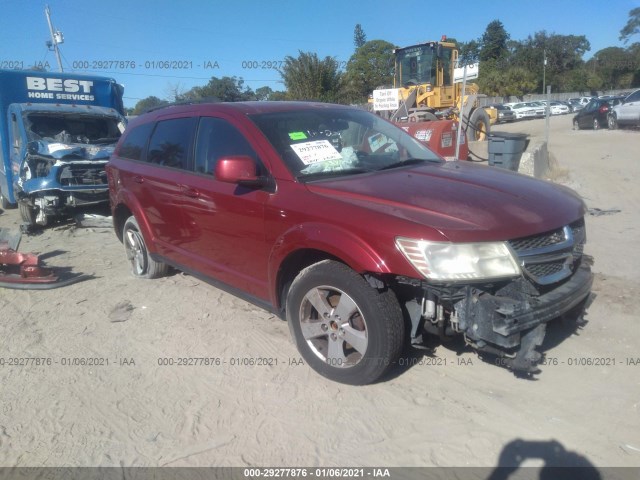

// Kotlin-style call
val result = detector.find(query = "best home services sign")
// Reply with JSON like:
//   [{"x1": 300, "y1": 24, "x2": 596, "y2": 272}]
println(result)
[{"x1": 25, "y1": 76, "x2": 95, "y2": 101}]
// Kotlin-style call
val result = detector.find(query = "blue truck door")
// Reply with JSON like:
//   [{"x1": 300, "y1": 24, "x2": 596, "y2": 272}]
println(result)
[
  {"x1": 0, "y1": 110, "x2": 22, "y2": 207},
  {"x1": 7, "y1": 109, "x2": 25, "y2": 204}
]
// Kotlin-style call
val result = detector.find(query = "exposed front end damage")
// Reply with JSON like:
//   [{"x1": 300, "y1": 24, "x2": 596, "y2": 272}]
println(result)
[
  {"x1": 13, "y1": 106, "x2": 124, "y2": 227},
  {"x1": 395, "y1": 218, "x2": 593, "y2": 374}
]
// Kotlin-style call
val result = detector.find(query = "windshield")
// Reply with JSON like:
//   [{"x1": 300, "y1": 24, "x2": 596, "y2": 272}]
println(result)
[
  {"x1": 249, "y1": 107, "x2": 442, "y2": 181},
  {"x1": 25, "y1": 112, "x2": 124, "y2": 145},
  {"x1": 396, "y1": 45, "x2": 436, "y2": 86}
]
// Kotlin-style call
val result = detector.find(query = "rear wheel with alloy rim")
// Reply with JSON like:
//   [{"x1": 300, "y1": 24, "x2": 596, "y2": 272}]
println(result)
[{"x1": 122, "y1": 216, "x2": 168, "y2": 279}]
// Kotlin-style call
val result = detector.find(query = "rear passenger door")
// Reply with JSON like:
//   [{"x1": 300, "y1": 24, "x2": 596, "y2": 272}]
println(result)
[
  {"x1": 178, "y1": 116, "x2": 271, "y2": 300},
  {"x1": 120, "y1": 116, "x2": 198, "y2": 259}
]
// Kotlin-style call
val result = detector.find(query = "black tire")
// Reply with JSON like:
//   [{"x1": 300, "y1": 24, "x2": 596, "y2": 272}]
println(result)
[
  {"x1": 122, "y1": 216, "x2": 168, "y2": 279},
  {"x1": 608, "y1": 114, "x2": 618, "y2": 130},
  {"x1": 0, "y1": 187, "x2": 16, "y2": 210},
  {"x1": 286, "y1": 260, "x2": 404, "y2": 385},
  {"x1": 19, "y1": 202, "x2": 38, "y2": 226},
  {"x1": 593, "y1": 118, "x2": 600, "y2": 130},
  {"x1": 469, "y1": 108, "x2": 490, "y2": 141}
]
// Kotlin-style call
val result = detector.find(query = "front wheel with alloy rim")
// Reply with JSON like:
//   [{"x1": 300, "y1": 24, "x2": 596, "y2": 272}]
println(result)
[
  {"x1": 286, "y1": 260, "x2": 404, "y2": 385},
  {"x1": 608, "y1": 114, "x2": 618, "y2": 130},
  {"x1": 122, "y1": 216, "x2": 168, "y2": 279},
  {"x1": 593, "y1": 118, "x2": 600, "y2": 130}
]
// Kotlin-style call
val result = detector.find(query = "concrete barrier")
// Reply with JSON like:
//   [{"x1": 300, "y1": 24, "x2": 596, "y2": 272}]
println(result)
[{"x1": 518, "y1": 141, "x2": 549, "y2": 178}]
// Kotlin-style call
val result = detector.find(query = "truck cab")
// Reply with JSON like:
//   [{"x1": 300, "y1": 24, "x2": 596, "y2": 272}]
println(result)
[{"x1": 0, "y1": 69, "x2": 125, "y2": 226}]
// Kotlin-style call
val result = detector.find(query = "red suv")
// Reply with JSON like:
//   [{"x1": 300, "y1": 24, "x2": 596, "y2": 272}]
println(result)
[{"x1": 106, "y1": 101, "x2": 593, "y2": 384}]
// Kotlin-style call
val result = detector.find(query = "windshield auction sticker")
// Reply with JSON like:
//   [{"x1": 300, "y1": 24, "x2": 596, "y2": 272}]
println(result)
[{"x1": 290, "y1": 140, "x2": 342, "y2": 165}]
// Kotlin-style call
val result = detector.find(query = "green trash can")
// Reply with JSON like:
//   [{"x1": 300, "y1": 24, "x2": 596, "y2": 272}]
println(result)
[{"x1": 488, "y1": 132, "x2": 528, "y2": 171}]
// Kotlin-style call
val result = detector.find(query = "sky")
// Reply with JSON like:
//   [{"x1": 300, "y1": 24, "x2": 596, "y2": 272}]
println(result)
[{"x1": 1, "y1": 0, "x2": 638, "y2": 108}]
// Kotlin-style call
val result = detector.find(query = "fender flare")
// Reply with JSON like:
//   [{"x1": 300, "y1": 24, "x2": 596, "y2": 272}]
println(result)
[
  {"x1": 267, "y1": 222, "x2": 391, "y2": 307},
  {"x1": 112, "y1": 190, "x2": 159, "y2": 254}
]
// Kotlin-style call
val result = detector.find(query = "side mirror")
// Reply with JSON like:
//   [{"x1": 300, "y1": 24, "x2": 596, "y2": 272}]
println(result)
[{"x1": 215, "y1": 155, "x2": 265, "y2": 187}]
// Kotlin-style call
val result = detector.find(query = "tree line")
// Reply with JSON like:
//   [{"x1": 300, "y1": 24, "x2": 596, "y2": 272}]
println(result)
[{"x1": 131, "y1": 9, "x2": 640, "y2": 114}]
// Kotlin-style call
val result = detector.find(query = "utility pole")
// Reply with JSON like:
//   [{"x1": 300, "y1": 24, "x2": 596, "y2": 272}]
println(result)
[
  {"x1": 45, "y1": 5, "x2": 64, "y2": 72},
  {"x1": 542, "y1": 49, "x2": 546, "y2": 95}
]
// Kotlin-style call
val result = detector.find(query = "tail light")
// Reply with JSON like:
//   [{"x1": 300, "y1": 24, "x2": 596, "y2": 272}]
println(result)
[{"x1": 599, "y1": 105, "x2": 609, "y2": 114}]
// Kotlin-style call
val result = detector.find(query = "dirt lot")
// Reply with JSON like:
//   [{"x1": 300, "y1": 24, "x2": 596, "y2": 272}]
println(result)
[{"x1": 0, "y1": 114, "x2": 639, "y2": 471}]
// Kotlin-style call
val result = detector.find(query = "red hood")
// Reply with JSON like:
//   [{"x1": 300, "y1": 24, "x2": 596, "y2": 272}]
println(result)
[{"x1": 305, "y1": 161, "x2": 586, "y2": 243}]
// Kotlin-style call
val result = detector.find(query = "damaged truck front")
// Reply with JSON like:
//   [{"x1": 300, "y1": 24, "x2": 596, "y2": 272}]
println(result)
[{"x1": 0, "y1": 69, "x2": 125, "y2": 226}]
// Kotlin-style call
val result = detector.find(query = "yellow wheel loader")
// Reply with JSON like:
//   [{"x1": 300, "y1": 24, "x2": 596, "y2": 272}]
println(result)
[{"x1": 374, "y1": 38, "x2": 496, "y2": 142}]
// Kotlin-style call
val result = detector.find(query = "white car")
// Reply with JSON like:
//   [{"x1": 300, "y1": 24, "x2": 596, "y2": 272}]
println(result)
[
  {"x1": 506, "y1": 102, "x2": 537, "y2": 120},
  {"x1": 608, "y1": 89, "x2": 640, "y2": 129},
  {"x1": 549, "y1": 102, "x2": 570, "y2": 115},
  {"x1": 526, "y1": 102, "x2": 546, "y2": 117}
]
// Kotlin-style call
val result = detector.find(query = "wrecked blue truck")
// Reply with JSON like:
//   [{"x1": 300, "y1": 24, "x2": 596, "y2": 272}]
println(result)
[{"x1": 0, "y1": 69, "x2": 126, "y2": 226}]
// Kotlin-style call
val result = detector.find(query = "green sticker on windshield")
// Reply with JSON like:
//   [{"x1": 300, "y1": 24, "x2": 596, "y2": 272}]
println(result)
[{"x1": 289, "y1": 131, "x2": 307, "y2": 140}]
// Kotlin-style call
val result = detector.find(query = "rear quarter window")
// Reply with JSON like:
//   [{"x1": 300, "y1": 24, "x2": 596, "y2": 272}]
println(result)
[
  {"x1": 118, "y1": 122, "x2": 154, "y2": 161},
  {"x1": 147, "y1": 117, "x2": 197, "y2": 169}
]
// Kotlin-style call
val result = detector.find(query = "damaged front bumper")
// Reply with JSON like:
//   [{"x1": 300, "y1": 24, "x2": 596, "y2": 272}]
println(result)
[
  {"x1": 15, "y1": 153, "x2": 110, "y2": 226},
  {"x1": 398, "y1": 259, "x2": 593, "y2": 374},
  {"x1": 455, "y1": 262, "x2": 593, "y2": 371}
]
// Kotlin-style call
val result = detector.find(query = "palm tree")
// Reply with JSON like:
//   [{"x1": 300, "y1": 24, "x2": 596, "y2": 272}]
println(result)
[{"x1": 280, "y1": 52, "x2": 344, "y2": 103}]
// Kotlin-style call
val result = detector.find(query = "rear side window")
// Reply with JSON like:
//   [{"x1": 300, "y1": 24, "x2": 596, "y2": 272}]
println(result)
[
  {"x1": 194, "y1": 117, "x2": 258, "y2": 175},
  {"x1": 118, "y1": 122, "x2": 154, "y2": 161},
  {"x1": 148, "y1": 117, "x2": 197, "y2": 169}
]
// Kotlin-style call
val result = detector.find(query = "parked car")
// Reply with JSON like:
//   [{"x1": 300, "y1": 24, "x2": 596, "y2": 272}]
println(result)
[
  {"x1": 489, "y1": 104, "x2": 516, "y2": 123},
  {"x1": 568, "y1": 97, "x2": 596, "y2": 112},
  {"x1": 568, "y1": 99, "x2": 584, "y2": 112},
  {"x1": 526, "y1": 102, "x2": 546, "y2": 118},
  {"x1": 505, "y1": 102, "x2": 536, "y2": 120},
  {"x1": 573, "y1": 97, "x2": 625, "y2": 130},
  {"x1": 608, "y1": 89, "x2": 640, "y2": 129},
  {"x1": 548, "y1": 101, "x2": 570, "y2": 115},
  {"x1": 107, "y1": 101, "x2": 593, "y2": 384}
]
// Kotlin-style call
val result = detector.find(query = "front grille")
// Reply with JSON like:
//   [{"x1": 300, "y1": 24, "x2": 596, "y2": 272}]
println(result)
[
  {"x1": 58, "y1": 165, "x2": 108, "y2": 186},
  {"x1": 508, "y1": 218, "x2": 586, "y2": 286},
  {"x1": 524, "y1": 261, "x2": 565, "y2": 278},
  {"x1": 509, "y1": 227, "x2": 565, "y2": 252}
]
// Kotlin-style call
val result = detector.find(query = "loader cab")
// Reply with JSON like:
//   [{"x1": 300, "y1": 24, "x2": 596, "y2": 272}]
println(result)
[{"x1": 394, "y1": 41, "x2": 457, "y2": 89}]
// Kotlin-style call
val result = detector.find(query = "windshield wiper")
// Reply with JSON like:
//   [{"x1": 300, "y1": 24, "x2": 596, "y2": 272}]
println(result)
[
  {"x1": 378, "y1": 158, "x2": 439, "y2": 171},
  {"x1": 297, "y1": 167, "x2": 372, "y2": 181}
]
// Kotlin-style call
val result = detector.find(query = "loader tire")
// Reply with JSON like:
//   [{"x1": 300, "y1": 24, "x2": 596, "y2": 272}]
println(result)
[{"x1": 469, "y1": 108, "x2": 491, "y2": 141}]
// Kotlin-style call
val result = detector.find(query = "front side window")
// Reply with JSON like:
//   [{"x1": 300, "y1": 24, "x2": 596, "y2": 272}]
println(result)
[
  {"x1": 147, "y1": 117, "x2": 196, "y2": 169},
  {"x1": 194, "y1": 118, "x2": 258, "y2": 175},
  {"x1": 250, "y1": 107, "x2": 441, "y2": 181}
]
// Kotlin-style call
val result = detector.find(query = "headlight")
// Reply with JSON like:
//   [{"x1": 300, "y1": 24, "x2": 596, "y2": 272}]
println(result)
[{"x1": 395, "y1": 237, "x2": 521, "y2": 281}]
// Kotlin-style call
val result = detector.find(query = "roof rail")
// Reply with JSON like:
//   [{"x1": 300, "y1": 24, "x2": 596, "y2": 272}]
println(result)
[{"x1": 144, "y1": 97, "x2": 222, "y2": 114}]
